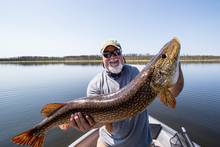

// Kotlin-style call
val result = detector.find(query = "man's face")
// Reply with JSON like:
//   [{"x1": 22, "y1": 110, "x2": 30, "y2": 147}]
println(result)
[{"x1": 102, "y1": 45, "x2": 124, "y2": 74}]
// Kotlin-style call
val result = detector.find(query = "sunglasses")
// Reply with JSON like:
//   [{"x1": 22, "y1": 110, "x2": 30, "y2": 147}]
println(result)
[{"x1": 103, "y1": 49, "x2": 122, "y2": 58}]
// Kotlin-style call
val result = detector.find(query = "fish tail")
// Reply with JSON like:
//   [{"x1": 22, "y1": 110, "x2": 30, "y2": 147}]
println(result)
[{"x1": 11, "y1": 128, "x2": 45, "y2": 147}]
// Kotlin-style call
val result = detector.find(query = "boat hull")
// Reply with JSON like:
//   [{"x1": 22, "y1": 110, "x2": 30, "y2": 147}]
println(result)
[{"x1": 68, "y1": 115, "x2": 200, "y2": 147}]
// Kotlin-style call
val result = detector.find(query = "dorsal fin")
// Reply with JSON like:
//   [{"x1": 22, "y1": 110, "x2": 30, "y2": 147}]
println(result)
[{"x1": 41, "y1": 103, "x2": 65, "y2": 117}]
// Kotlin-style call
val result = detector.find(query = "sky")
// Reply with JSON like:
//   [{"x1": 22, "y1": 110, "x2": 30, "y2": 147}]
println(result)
[{"x1": 0, "y1": 0, "x2": 220, "y2": 57}]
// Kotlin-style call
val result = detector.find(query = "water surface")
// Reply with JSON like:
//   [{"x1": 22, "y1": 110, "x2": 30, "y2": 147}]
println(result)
[{"x1": 0, "y1": 63, "x2": 219, "y2": 147}]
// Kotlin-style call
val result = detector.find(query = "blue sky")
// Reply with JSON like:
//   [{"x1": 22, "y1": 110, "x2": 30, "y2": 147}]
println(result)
[{"x1": 0, "y1": 0, "x2": 219, "y2": 57}]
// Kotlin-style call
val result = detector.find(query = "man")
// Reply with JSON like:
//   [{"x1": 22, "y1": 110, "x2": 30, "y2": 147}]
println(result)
[{"x1": 59, "y1": 40, "x2": 184, "y2": 147}]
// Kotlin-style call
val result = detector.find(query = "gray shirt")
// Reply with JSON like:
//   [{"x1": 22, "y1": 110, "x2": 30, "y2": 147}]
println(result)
[{"x1": 87, "y1": 64, "x2": 152, "y2": 147}]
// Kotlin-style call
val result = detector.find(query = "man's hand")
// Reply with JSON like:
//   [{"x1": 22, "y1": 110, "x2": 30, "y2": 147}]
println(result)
[{"x1": 59, "y1": 112, "x2": 96, "y2": 132}]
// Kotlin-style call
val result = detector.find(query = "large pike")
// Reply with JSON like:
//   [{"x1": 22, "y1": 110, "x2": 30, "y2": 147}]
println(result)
[{"x1": 12, "y1": 37, "x2": 181, "y2": 147}]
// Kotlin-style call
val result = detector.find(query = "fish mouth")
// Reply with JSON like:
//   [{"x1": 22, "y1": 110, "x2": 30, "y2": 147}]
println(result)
[{"x1": 173, "y1": 37, "x2": 180, "y2": 44}]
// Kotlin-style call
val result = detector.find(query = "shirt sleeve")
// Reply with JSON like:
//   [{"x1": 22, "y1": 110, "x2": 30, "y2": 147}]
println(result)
[
  {"x1": 130, "y1": 66, "x2": 140, "y2": 79},
  {"x1": 86, "y1": 73, "x2": 102, "y2": 97}
]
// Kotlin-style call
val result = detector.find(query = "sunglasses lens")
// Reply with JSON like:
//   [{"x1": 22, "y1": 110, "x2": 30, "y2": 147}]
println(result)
[
  {"x1": 103, "y1": 49, "x2": 121, "y2": 58},
  {"x1": 115, "y1": 50, "x2": 121, "y2": 56},
  {"x1": 103, "y1": 52, "x2": 111, "y2": 58}
]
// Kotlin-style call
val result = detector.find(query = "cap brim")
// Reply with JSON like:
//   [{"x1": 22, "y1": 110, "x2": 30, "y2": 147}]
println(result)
[{"x1": 101, "y1": 44, "x2": 121, "y2": 53}]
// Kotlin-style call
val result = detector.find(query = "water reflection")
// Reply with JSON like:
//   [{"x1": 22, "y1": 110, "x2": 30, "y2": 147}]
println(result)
[{"x1": 0, "y1": 63, "x2": 219, "y2": 147}]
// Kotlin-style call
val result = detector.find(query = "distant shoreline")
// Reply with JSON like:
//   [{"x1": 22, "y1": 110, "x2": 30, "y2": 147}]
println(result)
[
  {"x1": 1, "y1": 55, "x2": 220, "y2": 64},
  {"x1": 1, "y1": 59, "x2": 220, "y2": 65}
]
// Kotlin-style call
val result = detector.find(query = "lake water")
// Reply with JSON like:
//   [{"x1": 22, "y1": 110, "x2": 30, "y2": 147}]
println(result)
[{"x1": 0, "y1": 63, "x2": 219, "y2": 147}]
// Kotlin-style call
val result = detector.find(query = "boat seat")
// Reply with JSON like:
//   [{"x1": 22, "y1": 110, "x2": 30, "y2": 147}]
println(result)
[{"x1": 149, "y1": 123, "x2": 162, "y2": 139}]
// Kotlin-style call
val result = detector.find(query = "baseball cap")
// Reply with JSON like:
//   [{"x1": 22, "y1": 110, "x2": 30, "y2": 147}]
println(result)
[{"x1": 100, "y1": 40, "x2": 122, "y2": 53}]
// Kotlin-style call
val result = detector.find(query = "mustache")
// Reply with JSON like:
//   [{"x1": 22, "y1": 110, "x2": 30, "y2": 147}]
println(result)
[{"x1": 108, "y1": 62, "x2": 123, "y2": 74}]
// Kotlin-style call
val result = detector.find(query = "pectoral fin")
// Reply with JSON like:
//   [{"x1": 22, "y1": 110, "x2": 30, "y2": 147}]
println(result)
[
  {"x1": 104, "y1": 123, "x2": 113, "y2": 133},
  {"x1": 159, "y1": 88, "x2": 176, "y2": 108},
  {"x1": 41, "y1": 103, "x2": 66, "y2": 117}
]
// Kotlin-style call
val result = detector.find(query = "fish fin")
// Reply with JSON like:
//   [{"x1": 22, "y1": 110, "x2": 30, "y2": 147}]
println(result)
[
  {"x1": 41, "y1": 103, "x2": 65, "y2": 117},
  {"x1": 159, "y1": 88, "x2": 176, "y2": 108},
  {"x1": 11, "y1": 128, "x2": 45, "y2": 147},
  {"x1": 104, "y1": 123, "x2": 113, "y2": 133}
]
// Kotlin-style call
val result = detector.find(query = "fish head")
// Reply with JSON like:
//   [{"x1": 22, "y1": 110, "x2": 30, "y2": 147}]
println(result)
[{"x1": 150, "y1": 37, "x2": 181, "y2": 91}]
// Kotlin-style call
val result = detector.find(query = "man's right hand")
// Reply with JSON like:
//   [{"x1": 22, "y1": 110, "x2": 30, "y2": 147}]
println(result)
[{"x1": 59, "y1": 112, "x2": 96, "y2": 132}]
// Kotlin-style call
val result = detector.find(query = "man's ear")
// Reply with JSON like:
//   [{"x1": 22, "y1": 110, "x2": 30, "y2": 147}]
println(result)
[{"x1": 123, "y1": 57, "x2": 126, "y2": 64}]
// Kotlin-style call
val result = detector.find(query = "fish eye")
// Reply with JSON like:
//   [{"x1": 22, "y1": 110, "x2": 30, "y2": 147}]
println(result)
[{"x1": 161, "y1": 54, "x2": 167, "y2": 59}]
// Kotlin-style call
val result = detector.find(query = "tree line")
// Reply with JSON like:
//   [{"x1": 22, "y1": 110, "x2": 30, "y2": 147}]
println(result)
[{"x1": 0, "y1": 54, "x2": 220, "y2": 61}]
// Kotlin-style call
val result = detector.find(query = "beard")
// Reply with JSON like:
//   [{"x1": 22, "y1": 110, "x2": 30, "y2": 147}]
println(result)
[{"x1": 107, "y1": 62, "x2": 123, "y2": 74}]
